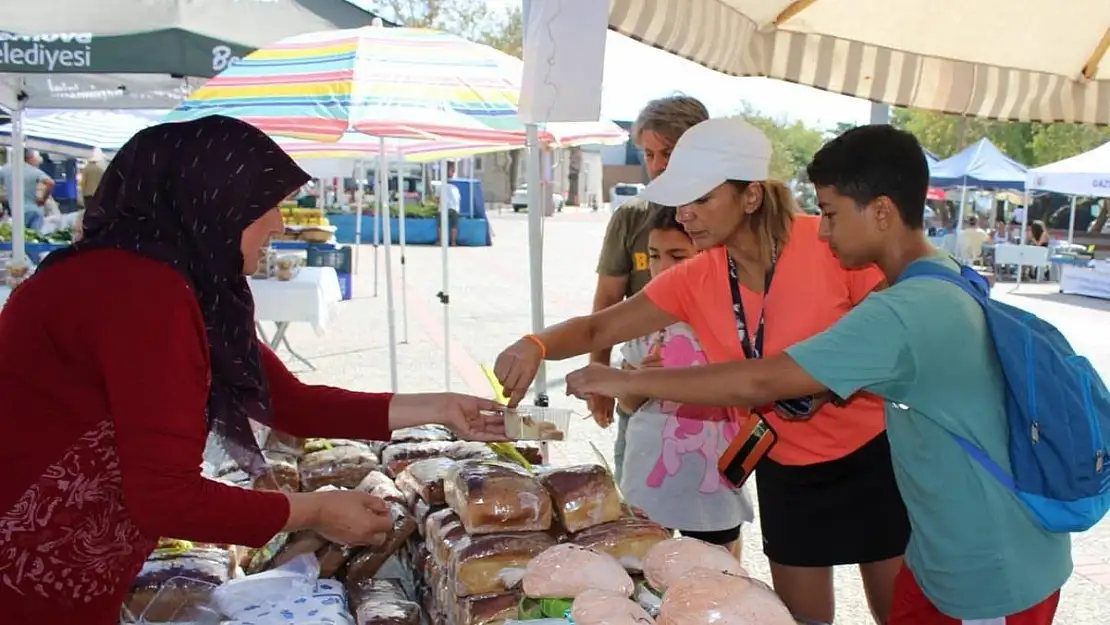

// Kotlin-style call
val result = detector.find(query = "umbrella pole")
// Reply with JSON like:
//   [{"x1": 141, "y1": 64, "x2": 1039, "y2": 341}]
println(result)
[
  {"x1": 353, "y1": 163, "x2": 363, "y2": 275},
  {"x1": 379, "y1": 140, "x2": 399, "y2": 392},
  {"x1": 10, "y1": 102, "x2": 26, "y2": 266},
  {"x1": 397, "y1": 146, "x2": 409, "y2": 344},
  {"x1": 438, "y1": 159, "x2": 452, "y2": 391},
  {"x1": 373, "y1": 165, "x2": 380, "y2": 297},
  {"x1": 1067, "y1": 196, "x2": 1077, "y2": 245},
  {"x1": 525, "y1": 123, "x2": 548, "y2": 407}
]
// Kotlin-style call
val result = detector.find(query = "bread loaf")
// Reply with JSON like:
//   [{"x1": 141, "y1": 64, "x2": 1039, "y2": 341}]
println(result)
[
  {"x1": 426, "y1": 509, "x2": 467, "y2": 566},
  {"x1": 391, "y1": 425, "x2": 455, "y2": 443},
  {"x1": 540, "y1": 464, "x2": 623, "y2": 533},
  {"x1": 449, "y1": 532, "x2": 557, "y2": 597},
  {"x1": 344, "y1": 502, "x2": 418, "y2": 585},
  {"x1": 443, "y1": 440, "x2": 498, "y2": 462},
  {"x1": 382, "y1": 441, "x2": 453, "y2": 477},
  {"x1": 251, "y1": 450, "x2": 300, "y2": 492},
  {"x1": 444, "y1": 460, "x2": 553, "y2": 535},
  {"x1": 350, "y1": 578, "x2": 422, "y2": 625},
  {"x1": 125, "y1": 545, "x2": 233, "y2": 621},
  {"x1": 355, "y1": 469, "x2": 407, "y2": 504},
  {"x1": 395, "y1": 457, "x2": 458, "y2": 506},
  {"x1": 454, "y1": 591, "x2": 521, "y2": 625},
  {"x1": 570, "y1": 517, "x2": 673, "y2": 572},
  {"x1": 300, "y1": 445, "x2": 380, "y2": 490}
]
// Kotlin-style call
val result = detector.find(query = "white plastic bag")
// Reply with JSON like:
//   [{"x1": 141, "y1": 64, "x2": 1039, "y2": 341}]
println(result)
[{"x1": 211, "y1": 553, "x2": 319, "y2": 618}]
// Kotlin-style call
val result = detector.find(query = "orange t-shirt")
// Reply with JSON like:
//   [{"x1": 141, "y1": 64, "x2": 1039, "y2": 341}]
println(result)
[{"x1": 643, "y1": 215, "x2": 887, "y2": 466}]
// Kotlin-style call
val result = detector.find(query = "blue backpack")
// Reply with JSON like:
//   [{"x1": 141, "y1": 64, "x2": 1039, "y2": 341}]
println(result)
[{"x1": 898, "y1": 260, "x2": 1110, "y2": 533}]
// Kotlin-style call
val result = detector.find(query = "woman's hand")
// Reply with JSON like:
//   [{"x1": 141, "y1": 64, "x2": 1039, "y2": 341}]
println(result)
[
  {"x1": 566, "y1": 364, "x2": 636, "y2": 402},
  {"x1": 440, "y1": 393, "x2": 508, "y2": 441},
  {"x1": 493, "y1": 337, "x2": 545, "y2": 407},
  {"x1": 387, "y1": 393, "x2": 507, "y2": 441},
  {"x1": 290, "y1": 491, "x2": 393, "y2": 546}
]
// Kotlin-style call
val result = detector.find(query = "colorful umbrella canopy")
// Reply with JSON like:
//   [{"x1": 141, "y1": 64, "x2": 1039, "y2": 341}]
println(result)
[{"x1": 166, "y1": 26, "x2": 617, "y2": 145}]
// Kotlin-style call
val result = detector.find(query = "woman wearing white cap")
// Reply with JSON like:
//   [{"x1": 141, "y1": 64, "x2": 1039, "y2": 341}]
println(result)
[{"x1": 493, "y1": 116, "x2": 906, "y2": 624}]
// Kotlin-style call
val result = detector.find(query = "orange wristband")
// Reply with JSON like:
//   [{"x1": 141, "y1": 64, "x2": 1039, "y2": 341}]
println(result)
[{"x1": 523, "y1": 334, "x2": 547, "y2": 359}]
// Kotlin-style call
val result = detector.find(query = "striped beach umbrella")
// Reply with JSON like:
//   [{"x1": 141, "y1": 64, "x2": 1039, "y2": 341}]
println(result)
[
  {"x1": 165, "y1": 26, "x2": 627, "y2": 147},
  {"x1": 0, "y1": 109, "x2": 165, "y2": 158}
]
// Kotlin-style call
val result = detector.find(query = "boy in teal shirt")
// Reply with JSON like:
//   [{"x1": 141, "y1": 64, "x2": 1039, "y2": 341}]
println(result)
[{"x1": 564, "y1": 125, "x2": 1071, "y2": 624}]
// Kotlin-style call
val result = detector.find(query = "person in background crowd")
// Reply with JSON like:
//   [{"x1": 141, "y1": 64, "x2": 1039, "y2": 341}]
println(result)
[
  {"x1": 0, "y1": 116, "x2": 505, "y2": 625},
  {"x1": 435, "y1": 161, "x2": 461, "y2": 246},
  {"x1": 616, "y1": 206, "x2": 754, "y2": 559},
  {"x1": 563, "y1": 125, "x2": 1071, "y2": 625},
  {"x1": 0, "y1": 149, "x2": 54, "y2": 231},
  {"x1": 1027, "y1": 219, "x2": 1051, "y2": 246},
  {"x1": 80, "y1": 147, "x2": 106, "y2": 215},
  {"x1": 958, "y1": 215, "x2": 989, "y2": 263},
  {"x1": 992, "y1": 218, "x2": 1011, "y2": 244},
  {"x1": 590, "y1": 95, "x2": 709, "y2": 482},
  {"x1": 496, "y1": 117, "x2": 906, "y2": 625}
]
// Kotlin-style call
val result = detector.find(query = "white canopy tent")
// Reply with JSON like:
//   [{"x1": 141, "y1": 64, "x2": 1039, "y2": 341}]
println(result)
[{"x1": 1027, "y1": 141, "x2": 1110, "y2": 198}]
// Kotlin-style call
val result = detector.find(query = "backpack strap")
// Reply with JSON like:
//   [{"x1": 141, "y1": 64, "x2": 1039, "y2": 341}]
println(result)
[{"x1": 897, "y1": 258, "x2": 990, "y2": 306}]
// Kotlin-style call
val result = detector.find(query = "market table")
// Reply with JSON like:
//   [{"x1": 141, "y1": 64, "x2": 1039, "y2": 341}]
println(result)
[
  {"x1": 1059, "y1": 260, "x2": 1110, "y2": 300},
  {"x1": 250, "y1": 266, "x2": 343, "y2": 370}
]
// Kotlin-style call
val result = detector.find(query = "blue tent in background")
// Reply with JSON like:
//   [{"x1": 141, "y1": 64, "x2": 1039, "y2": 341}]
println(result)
[
  {"x1": 928, "y1": 138, "x2": 1027, "y2": 190},
  {"x1": 923, "y1": 148, "x2": 940, "y2": 167}
]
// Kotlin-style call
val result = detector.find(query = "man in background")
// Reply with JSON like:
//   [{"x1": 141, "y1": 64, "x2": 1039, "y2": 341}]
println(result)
[
  {"x1": 0, "y1": 150, "x2": 54, "y2": 231},
  {"x1": 80, "y1": 147, "x2": 106, "y2": 215},
  {"x1": 590, "y1": 95, "x2": 709, "y2": 480},
  {"x1": 436, "y1": 161, "x2": 461, "y2": 246}
]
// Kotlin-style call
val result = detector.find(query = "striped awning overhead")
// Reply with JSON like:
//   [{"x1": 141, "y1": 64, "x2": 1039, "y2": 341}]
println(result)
[
  {"x1": 0, "y1": 109, "x2": 164, "y2": 158},
  {"x1": 608, "y1": 0, "x2": 1110, "y2": 125}
]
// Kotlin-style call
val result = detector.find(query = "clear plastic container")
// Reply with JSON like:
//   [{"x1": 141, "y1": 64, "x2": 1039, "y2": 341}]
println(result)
[
  {"x1": 137, "y1": 576, "x2": 221, "y2": 624},
  {"x1": 494, "y1": 406, "x2": 572, "y2": 441}
]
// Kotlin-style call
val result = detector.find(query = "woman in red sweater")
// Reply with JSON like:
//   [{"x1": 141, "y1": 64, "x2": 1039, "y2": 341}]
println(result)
[{"x1": 0, "y1": 117, "x2": 504, "y2": 625}]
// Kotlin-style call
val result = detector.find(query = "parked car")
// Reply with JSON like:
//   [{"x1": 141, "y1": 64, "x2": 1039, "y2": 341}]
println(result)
[
  {"x1": 609, "y1": 183, "x2": 645, "y2": 210},
  {"x1": 511, "y1": 183, "x2": 565, "y2": 212}
]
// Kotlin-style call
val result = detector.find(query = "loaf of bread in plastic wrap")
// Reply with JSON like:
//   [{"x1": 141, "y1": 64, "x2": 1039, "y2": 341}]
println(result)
[
  {"x1": 395, "y1": 457, "x2": 458, "y2": 506},
  {"x1": 299, "y1": 444, "x2": 381, "y2": 490},
  {"x1": 447, "y1": 531, "x2": 557, "y2": 597},
  {"x1": 569, "y1": 516, "x2": 673, "y2": 572},
  {"x1": 443, "y1": 460, "x2": 553, "y2": 535},
  {"x1": 347, "y1": 577, "x2": 422, "y2": 625},
  {"x1": 540, "y1": 464, "x2": 623, "y2": 533},
  {"x1": 381, "y1": 441, "x2": 453, "y2": 477},
  {"x1": 453, "y1": 591, "x2": 521, "y2": 625},
  {"x1": 343, "y1": 502, "x2": 418, "y2": 585},
  {"x1": 355, "y1": 469, "x2": 407, "y2": 505},
  {"x1": 124, "y1": 542, "x2": 234, "y2": 622}
]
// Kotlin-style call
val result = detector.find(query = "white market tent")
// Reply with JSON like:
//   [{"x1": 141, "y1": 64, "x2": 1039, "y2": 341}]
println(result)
[{"x1": 1027, "y1": 141, "x2": 1110, "y2": 198}]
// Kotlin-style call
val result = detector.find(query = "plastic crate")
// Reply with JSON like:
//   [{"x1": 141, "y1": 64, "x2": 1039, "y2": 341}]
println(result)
[
  {"x1": 337, "y1": 272, "x2": 353, "y2": 300},
  {"x1": 307, "y1": 245, "x2": 353, "y2": 274}
]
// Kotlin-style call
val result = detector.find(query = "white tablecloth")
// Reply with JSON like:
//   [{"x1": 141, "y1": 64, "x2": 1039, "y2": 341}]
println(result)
[
  {"x1": 249, "y1": 266, "x2": 342, "y2": 335},
  {"x1": 1059, "y1": 264, "x2": 1110, "y2": 300}
]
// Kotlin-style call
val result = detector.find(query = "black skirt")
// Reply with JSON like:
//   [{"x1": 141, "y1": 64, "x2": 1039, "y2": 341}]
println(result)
[{"x1": 755, "y1": 431, "x2": 910, "y2": 567}]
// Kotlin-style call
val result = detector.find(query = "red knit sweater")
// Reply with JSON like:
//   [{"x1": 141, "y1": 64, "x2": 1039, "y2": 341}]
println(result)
[{"x1": 0, "y1": 249, "x2": 392, "y2": 625}]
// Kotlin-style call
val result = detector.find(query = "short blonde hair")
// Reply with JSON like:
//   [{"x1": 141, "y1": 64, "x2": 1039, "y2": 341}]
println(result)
[{"x1": 632, "y1": 95, "x2": 710, "y2": 147}]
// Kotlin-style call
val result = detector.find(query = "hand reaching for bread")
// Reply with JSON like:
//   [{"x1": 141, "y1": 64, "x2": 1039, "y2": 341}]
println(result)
[{"x1": 286, "y1": 490, "x2": 393, "y2": 546}]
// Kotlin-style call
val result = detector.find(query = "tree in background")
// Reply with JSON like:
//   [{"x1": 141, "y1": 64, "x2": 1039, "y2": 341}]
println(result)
[{"x1": 740, "y1": 107, "x2": 827, "y2": 183}]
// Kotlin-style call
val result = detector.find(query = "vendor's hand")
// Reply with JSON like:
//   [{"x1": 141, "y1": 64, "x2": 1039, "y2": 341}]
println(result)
[
  {"x1": 440, "y1": 392, "x2": 508, "y2": 441},
  {"x1": 566, "y1": 364, "x2": 635, "y2": 402},
  {"x1": 310, "y1": 491, "x2": 393, "y2": 546},
  {"x1": 493, "y1": 337, "x2": 544, "y2": 407}
]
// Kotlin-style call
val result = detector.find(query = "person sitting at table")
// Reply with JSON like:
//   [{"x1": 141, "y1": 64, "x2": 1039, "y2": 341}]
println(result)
[
  {"x1": 991, "y1": 218, "x2": 1010, "y2": 244},
  {"x1": 1027, "y1": 219, "x2": 1051, "y2": 246},
  {"x1": 958, "y1": 215, "x2": 989, "y2": 264},
  {"x1": 0, "y1": 116, "x2": 506, "y2": 625}
]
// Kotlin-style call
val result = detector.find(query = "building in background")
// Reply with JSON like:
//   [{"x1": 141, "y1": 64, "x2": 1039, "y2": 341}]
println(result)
[{"x1": 599, "y1": 120, "x2": 646, "y2": 201}]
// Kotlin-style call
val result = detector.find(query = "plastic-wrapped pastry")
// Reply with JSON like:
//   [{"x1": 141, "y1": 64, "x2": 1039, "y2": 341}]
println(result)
[
  {"x1": 412, "y1": 499, "x2": 443, "y2": 536},
  {"x1": 443, "y1": 440, "x2": 498, "y2": 461},
  {"x1": 454, "y1": 591, "x2": 521, "y2": 625},
  {"x1": 571, "y1": 588, "x2": 656, "y2": 625},
  {"x1": 643, "y1": 537, "x2": 747, "y2": 592},
  {"x1": 269, "y1": 530, "x2": 328, "y2": 569},
  {"x1": 390, "y1": 425, "x2": 455, "y2": 443},
  {"x1": 125, "y1": 545, "x2": 234, "y2": 620},
  {"x1": 426, "y1": 509, "x2": 468, "y2": 566},
  {"x1": 443, "y1": 460, "x2": 553, "y2": 535},
  {"x1": 343, "y1": 502, "x2": 418, "y2": 585},
  {"x1": 395, "y1": 457, "x2": 458, "y2": 506},
  {"x1": 349, "y1": 578, "x2": 422, "y2": 625},
  {"x1": 346, "y1": 578, "x2": 407, "y2": 610},
  {"x1": 303, "y1": 437, "x2": 374, "y2": 454},
  {"x1": 522, "y1": 544, "x2": 634, "y2": 599},
  {"x1": 251, "y1": 450, "x2": 300, "y2": 492},
  {"x1": 539, "y1": 464, "x2": 623, "y2": 533},
  {"x1": 569, "y1": 517, "x2": 673, "y2": 572},
  {"x1": 657, "y1": 568, "x2": 794, "y2": 625},
  {"x1": 381, "y1": 441, "x2": 453, "y2": 477},
  {"x1": 448, "y1": 531, "x2": 557, "y2": 597},
  {"x1": 355, "y1": 469, "x2": 407, "y2": 504},
  {"x1": 299, "y1": 445, "x2": 381, "y2": 490}
]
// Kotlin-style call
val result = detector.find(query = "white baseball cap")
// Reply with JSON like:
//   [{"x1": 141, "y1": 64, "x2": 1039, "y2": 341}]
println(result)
[{"x1": 639, "y1": 116, "x2": 772, "y2": 207}]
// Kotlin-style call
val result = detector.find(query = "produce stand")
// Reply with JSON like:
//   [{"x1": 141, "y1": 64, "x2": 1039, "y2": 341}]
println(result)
[{"x1": 127, "y1": 409, "x2": 796, "y2": 625}]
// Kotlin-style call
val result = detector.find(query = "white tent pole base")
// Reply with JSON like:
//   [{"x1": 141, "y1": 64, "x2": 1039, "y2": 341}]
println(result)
[
  {"x1": 379, "y1": 139, "x2": 399, "y2": 392},
  {"x1": 397, "y1": 146, "x2": 409, "y2": 344},
  {"x1": 438, "y1": 159, "x2": 451, "y2": 391}
]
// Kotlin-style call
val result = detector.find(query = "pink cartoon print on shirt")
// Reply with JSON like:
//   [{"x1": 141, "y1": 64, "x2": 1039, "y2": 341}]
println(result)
[{"x1": 645, "y1": 332, "x2": 739, "y2": 493}]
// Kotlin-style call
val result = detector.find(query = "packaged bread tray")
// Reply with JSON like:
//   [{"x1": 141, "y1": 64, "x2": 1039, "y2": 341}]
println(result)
[
  {"x1": 448, "y1": 531, "x2": 558, "y2": 597},
  {"x1": 443, "y1": 459, "x2": 553, "y2": 535},
  {"x1": 487, "y1": 405, "x2": 571, "y2": 441}
]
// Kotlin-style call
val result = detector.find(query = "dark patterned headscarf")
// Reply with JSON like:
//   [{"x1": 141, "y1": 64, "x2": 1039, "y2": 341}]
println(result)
[{"x1": 35, "y1": 115, "x2": 310, "y2": 474}]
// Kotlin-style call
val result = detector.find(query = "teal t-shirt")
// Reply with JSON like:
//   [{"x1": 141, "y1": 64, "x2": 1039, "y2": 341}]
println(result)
[{"x1": 785, "y1": 253, "x2": 1071, "y2": 620}]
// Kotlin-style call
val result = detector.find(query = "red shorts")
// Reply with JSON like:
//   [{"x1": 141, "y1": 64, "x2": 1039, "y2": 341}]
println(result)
[{"x1": 889, "y1": 566, "x2": 1060, "y2": 625}]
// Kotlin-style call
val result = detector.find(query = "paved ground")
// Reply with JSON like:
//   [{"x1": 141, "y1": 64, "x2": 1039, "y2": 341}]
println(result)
[{"x1": 279, "y1": 209, "x2": 1110, "y2": 623}]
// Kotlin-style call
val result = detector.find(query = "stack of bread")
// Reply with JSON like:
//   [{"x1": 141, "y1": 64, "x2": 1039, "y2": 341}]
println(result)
[{"x1": 120, "y1": 424, "x2": 797, "y2": 625}]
